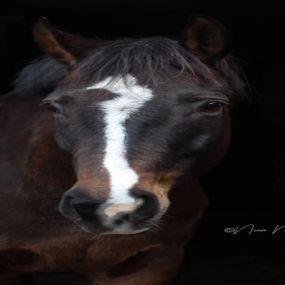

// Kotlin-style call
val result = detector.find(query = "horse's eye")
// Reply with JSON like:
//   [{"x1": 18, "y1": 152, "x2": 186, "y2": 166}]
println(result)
[
  {"x1": 41, "y1": 100, "x2": 63, "y2": 113},
  {"x1": 199, "y1": 100, "x2": 225, "y2": 114}
]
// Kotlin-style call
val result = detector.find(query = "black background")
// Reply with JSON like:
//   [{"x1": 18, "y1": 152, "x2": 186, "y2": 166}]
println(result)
[{"x1": 1, "y1": 0, "x2": 285, "y2": 284}]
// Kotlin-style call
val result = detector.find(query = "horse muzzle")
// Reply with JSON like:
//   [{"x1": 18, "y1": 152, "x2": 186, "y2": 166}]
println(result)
[{"x1": 59, "y1": 187, "x2": 160, "y2": 235}]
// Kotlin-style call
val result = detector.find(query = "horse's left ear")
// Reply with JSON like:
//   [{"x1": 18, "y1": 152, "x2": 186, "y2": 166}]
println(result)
[
  {"x1": 180, "y1": 15, "x2": 231, "y2": 63},
  {"x1": 33, "y1": 17, "x2": 97, "y2": 68}
]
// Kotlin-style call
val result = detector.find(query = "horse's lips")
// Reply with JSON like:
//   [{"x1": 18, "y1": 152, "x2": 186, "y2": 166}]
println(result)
[
  {"x1": 58, "y1": 201, "x2": 152, "y2": 236},
  {"x1": 69, "y1": 218, "x2": 151, "y2": 236}
]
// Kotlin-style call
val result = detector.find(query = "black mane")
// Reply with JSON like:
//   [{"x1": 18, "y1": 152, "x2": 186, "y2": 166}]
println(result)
[
  {"x1": 77, "y1": 37, "x2": 205, "y2": 85},
  {"x1": 13, "y1": 37, "x2": 246, "y2": 99}
]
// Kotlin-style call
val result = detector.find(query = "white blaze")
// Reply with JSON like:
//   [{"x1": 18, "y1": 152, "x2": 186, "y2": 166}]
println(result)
[{"x1": 86, "y1": 75, "x2": 153, "y2": 204}]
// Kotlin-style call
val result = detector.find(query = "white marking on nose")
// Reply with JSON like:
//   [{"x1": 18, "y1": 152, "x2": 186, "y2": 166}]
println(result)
[
  {"x1": 104, "y1": 200, "x2": 143, "y2": 218},
  {"x1": 86, "y1": 75, "x2": 153, "y2": 205}
]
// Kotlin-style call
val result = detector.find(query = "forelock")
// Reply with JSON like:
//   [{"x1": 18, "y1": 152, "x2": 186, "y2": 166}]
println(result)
[{"x1": 74, "y1": 37, "x2": 218, "y2": 86}]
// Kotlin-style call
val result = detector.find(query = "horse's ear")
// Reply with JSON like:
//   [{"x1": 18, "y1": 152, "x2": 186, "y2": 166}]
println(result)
[
  {"x1": 180, "y1": 15, "x2": 230, "y2": 63},
  {"x1": 33, "y1": 18, "x2": 96, "y2": 68}
]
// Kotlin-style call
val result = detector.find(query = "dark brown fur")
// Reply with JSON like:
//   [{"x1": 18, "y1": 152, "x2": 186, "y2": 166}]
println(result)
[
  {"x1": 0, "y1": 15, "x2": 243, "y2": 284},
  {"x1": 0, "y1": 93, "x2": 226, "y2": 284}
]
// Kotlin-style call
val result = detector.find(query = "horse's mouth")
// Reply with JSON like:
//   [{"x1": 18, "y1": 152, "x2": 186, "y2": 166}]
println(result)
[
  {"x1": 60, "y1": 207, "x2": 158, "y2": 236},
  {"x1": 67, "y1": 216, "x2": 153, "y2": 235},
  {"x1": 59, "y1": 190, "x2": 164, "y2": 236},
  {"x1": 82, "y1": 224, "x2": 151, "y2": 235}
]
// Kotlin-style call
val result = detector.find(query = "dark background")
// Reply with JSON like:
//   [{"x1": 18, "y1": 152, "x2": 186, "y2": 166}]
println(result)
[{"x1": 1, "y1": 0, "x2": 285, "y2": 284}]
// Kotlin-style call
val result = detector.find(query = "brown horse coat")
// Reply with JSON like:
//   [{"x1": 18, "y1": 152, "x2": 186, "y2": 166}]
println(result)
[{"x1": 0, "y1": 15, "x2": 240, "y2": 285}]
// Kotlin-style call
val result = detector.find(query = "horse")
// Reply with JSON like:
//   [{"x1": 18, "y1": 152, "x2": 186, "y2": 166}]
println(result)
[{"x1": 0, "y1": 15, "x2": 245, "y2": 285}]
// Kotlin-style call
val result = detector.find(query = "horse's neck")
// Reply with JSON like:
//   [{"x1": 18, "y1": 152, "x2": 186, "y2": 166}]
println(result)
[{"x1": 0, "y1": 95, "x2": 75, "y2": 244}]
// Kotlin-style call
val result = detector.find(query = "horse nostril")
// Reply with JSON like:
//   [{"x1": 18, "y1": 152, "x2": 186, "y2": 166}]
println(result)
[
  {"x1": 60, "y1": 189, "x2": 105, "y2": 223},
  {"x1": 129, "y1": 189, "x2": 159, "y2": 224},
  {"x1": 71, "y1": 201, "x2": 97, "y2": 222}
]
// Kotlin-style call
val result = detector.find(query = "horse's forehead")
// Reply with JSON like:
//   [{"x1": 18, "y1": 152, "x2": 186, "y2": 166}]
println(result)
[{"x1": 86, "y1": 75, "x2": 153, "y2": 100}]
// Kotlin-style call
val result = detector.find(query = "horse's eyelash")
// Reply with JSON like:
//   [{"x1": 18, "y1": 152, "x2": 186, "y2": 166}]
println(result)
[{"x1": 178, "y1": 96, "x2": 229, "y2": 104}]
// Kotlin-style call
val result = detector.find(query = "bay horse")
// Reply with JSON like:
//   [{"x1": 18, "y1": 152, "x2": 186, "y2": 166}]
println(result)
[{"x1": 0, "y1": 16, "x2": 244, "y2": 284}]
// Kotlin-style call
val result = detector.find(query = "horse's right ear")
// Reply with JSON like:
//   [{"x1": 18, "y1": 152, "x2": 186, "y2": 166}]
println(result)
[
  {"x1": 33, "y1": 18, "x2": 96, "y2": 68},
  {"x1": 180, "y1": 15, "x2": 231, "y2": 63}
]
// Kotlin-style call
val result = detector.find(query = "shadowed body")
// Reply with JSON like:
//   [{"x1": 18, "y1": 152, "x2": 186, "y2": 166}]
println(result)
[{"x1": 0, "y1": 15, "x2": 244, "y2": 284}]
